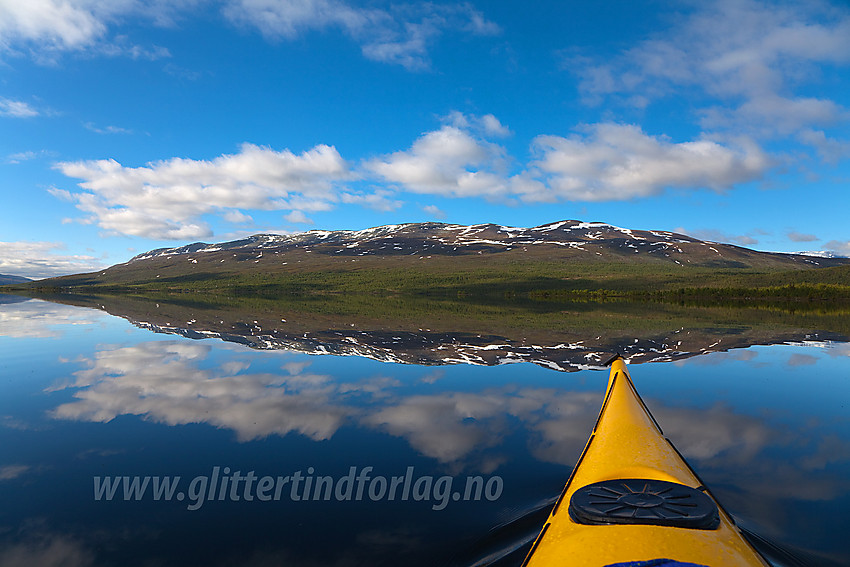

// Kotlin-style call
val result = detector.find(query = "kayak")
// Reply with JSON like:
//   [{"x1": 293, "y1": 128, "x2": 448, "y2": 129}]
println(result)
[{"x1": 521, "y1": 356, "x2": 769, "y2": 567}]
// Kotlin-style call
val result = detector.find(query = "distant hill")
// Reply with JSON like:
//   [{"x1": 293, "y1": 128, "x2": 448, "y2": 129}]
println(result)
[
  {"x1": 0, "y1": 274, "x2": 32, "y2": 285},
  {"x1": 7, "y1": 220, "x2": 850, "y2": 295}
]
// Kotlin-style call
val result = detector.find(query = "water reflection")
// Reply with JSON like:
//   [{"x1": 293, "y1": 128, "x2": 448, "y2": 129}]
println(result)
[
  {"x1": 0, "y1": 295, "x2": 106, "y2": 338},
  {"x1": 49, "y1": 341, "x2": 356, "y2": 442},
  {"x1": 0, "y1": 533, "x2": 94, "y2": 567},
  {"x1": 48, "y1": 340, "x2": 600, "y2": 470},
  {"x1": 19, "y1": 291, "x2": 850, "y2": 372},
  {"x1": 47, "y1": 339, "x2": 850, "y2": 487},
  {"x1": 2, "y1": 296, "x2": 849, "y2": 565}
]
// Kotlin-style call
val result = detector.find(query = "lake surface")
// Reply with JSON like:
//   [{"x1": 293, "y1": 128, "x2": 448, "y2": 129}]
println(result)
[{"x1": 1, "y1": 295, "x2": 849, "y2": 566}]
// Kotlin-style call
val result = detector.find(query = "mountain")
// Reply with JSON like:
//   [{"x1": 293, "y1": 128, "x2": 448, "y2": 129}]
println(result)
[
  {"x1": 8, "y1": 220, "x2": 850, "y2": 293},
  {"x1": 125, "y1": 220, "x2": 840, "y2": 267},
  {"x1": 0, "y1": 274, "x2": 32, "y2": 285}
]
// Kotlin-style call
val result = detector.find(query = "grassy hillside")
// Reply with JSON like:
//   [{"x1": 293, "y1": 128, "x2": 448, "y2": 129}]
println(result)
[{"x1": 9, "y1": 255, "x2": 850, "y2": 305}]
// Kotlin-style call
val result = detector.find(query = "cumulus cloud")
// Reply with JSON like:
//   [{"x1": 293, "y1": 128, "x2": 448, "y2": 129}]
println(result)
[
  {"x1": 527, "y1": 124, "x2": 769, "y2": 202},
  {"x1": 368, "y1": 118, "x2": 767, "y2": 205},
  {"x1": 569, "y1": 0, "x2": 850, "y2": 149},
  {"x1": 0, "y1": 241, "x2": 105, "y2": 279},
  {"x1": 55, "y1": 143, "x2": 353, "y2": 239},
  {"x1": 366, "y1": 124, "x2": 517, "y2": 199},
  {"x1": 362, "y1": 111, "x2": 522, "y2": 202},
  {"x1": 222, "y1": 0, "x2": 499, "y2": 70},
  {"x1": 52, "y1": 115, "x2": 778, "y2": 238}
]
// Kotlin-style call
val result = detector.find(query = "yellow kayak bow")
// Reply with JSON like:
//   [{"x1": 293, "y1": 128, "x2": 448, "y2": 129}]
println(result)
[{"x1": 522, "y1": 357, "x2": 769, "y2": 567}]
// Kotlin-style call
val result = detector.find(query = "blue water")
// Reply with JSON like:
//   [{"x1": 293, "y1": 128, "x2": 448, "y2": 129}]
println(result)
[{"x1": 0, "y1": 298, "x2": 848, "y2": 565}]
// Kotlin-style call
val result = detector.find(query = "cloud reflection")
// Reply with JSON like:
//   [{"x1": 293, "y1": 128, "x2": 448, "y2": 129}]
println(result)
[
  {"x1": 0, "y1": 464, "x2": 31, "y2": 481},
  {"x1": 48, "y1": 340, "x2": 850, "y2": 496},
  {"x1": 0, "y1": 534, "x2": 93, "y2": 567},
  {"x1": 50, "y1": 341, "x2": 354, "y2": 441},
  {"x1": 0, "y1": 298, "x2": 106, "y2": 338}
]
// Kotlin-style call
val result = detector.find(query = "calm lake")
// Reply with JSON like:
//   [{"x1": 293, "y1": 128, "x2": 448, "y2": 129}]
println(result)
[{"x1": 1, "y1": 295, "x2": 849, "y2": 566}]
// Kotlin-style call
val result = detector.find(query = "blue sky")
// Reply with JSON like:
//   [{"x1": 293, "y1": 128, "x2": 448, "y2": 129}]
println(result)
[{"x1": 1, "y1": 0, "x2": 849, "y2": 278}]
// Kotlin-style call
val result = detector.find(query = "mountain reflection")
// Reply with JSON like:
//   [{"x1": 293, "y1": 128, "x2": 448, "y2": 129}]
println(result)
[{"x1": 20, "y1": 292, "x2": 850, "y2": 372}]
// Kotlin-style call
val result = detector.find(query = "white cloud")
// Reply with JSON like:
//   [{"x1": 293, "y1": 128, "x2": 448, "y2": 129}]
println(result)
[
  {"x1": 422, "y1": 204, "x2": 445, "y2": 219},
  {"x1": 6, "y1": 150, "x2": 43, "y2": 163},
  {"x1": 222, "y1": 209, "x2": 253, "y2": 224},
  {"x1": 50, "y1": 114, "x2": 779, "y2": 237},
  {"x1": 55, "y1": 143, "x2": 352, "y2": 239},
  {"x1": 0, "y1": 97, "x2": 39, "y2": 117},
  {"x1": 797, "y1": 129, "x2": 850, "y2": 164},
  {"x1": 367, "y1": 124, "x2": 511, "y2": 198},
  {"x1": 0, "y1": 0, "x2": 185, "y2": 61},
  {"x1": 528, "y1": 124, "x2": 769, "y2": 202},
  {"x1": 444, "y1": 111, "x2": 511, "y2": 137},
  {"x1": 284, "y1": 210, "x2": 313, "y2": 224},
  {"x1": 340, "y1": 189, "x2": 403, "y2": 212},
  {"x1": 83, "y1": 122, "x2": 133, "y2": 135},
  {"x1": 570, "y1": 0, "x2": 850, "y2": 145},
  {"x1": 0, "y1": 241, "x2": 106, "y2": 279},
  {"x1": 222, "y1": 0, "x2": 499, "y2": 70},
  {"x1": 701, "y1": 95, "x2": 848, "y2": 136},
  {"x1": 0, "y1": 0, "x2": 108, "y2": 53}
]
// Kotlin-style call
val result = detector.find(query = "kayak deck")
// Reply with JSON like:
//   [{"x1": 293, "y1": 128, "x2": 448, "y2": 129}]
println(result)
[{"x1": 522, "y1": 358, "x2": 768, "y2": 567}]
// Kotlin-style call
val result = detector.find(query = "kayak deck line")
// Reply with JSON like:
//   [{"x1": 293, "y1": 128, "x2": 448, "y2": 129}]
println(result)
[{"x1": 521, "y1": 357, "x2": 770, "y2": 567}]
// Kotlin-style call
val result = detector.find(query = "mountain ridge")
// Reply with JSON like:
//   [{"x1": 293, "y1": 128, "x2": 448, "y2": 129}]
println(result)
[
  {"x1": 124, "y1": 219, "x2": 841, "y2": 267},
  {"x1": 6, "y1": 220, "x2": 850, "y2": 293}
]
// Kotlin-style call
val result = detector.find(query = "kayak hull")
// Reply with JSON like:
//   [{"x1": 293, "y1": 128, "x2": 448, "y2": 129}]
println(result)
[{"x1": 522, "y1": 359, "x2": 769, "y2": 567}]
